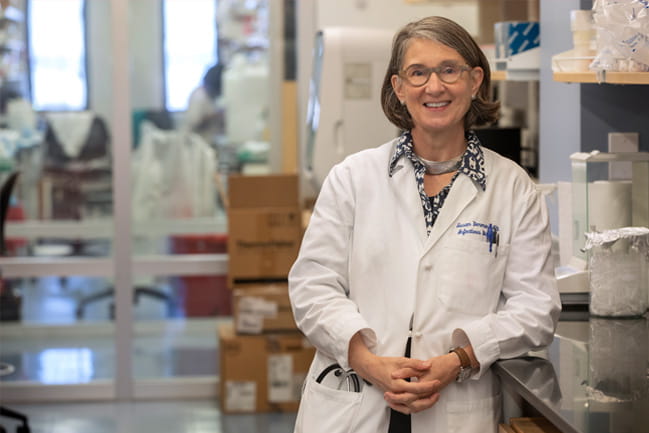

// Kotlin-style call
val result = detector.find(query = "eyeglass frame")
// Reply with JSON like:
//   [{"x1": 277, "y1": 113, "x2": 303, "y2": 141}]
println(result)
[{"x1": 398, "y1": 63, "x2": 473, "y2": 87}]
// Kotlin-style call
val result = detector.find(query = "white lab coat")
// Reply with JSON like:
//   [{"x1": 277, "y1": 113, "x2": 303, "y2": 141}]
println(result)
[{"x1": 289, "y1": 137, "x2": 561, "y2": 433}]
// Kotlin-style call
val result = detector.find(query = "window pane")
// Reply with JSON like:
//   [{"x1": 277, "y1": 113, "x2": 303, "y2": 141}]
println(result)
[
  {"x1": 28, "y1": 0, "x2": 87, "y2": 111},
  {"x1": 163, "y1": 0, "x2": 217, "y2": 111}
]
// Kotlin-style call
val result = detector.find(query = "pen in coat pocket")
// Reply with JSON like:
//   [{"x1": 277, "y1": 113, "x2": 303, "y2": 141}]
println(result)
[{"x1": 486, "y1": 224, "x2": 499, "y2": 257}]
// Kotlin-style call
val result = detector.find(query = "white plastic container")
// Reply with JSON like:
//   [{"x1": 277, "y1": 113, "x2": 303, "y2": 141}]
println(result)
[
  {"x1": 570, "y1": 10, "x2": 596, "y2": 69},
  {"x1": 584, "y1": 228, "x2": 649, "y2": 318}
]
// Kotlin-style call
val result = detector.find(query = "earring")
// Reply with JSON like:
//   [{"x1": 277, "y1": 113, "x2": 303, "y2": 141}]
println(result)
[
  {"x1": 400, "y1": 100, "x2": 405, "y2": 105},
  {"x1": 471, "y1": 94, "x2": 476, "y2": 100}
]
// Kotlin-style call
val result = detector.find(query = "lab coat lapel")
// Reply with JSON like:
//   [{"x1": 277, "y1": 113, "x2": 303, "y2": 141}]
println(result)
[
  {"x1": 388, "y1": 161, "x2": 428, "y2": 245},
  {"x1": 425, "y1": 174, "x2": 478, "y2": 252}
]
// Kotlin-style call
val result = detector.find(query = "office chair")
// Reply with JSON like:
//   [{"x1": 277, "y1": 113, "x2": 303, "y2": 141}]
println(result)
[
  {"x1": 0, "y1": 171, "x2": 31, "y2": 433},
  {"x1": 75, "y1": 284, "x2": 177, "y2": 320},
  {"x1": 40, "y1": 111, "x2": 112, "y2": 219}
]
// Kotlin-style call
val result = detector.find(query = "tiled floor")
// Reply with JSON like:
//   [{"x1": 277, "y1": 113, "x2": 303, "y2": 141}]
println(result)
[
  {"x1": 1, "y1": 400, "x2": 297, "y2": 433},
  {"x1": 1, "y1": 275, "x2": 223, "y2": 383},
  {"x1": 1, "y1": 276, "x2": 300, "y2": 432}
]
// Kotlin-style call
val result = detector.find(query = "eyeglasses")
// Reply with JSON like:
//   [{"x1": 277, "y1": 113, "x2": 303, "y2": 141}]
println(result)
[{"x1": 399, "y1": 63, "x2": 472, "y2": 86}]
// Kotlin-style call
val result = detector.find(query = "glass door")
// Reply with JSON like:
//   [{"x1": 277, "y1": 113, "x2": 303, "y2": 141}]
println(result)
[{"x1": 0, "y1": 0, "x2": 118, "y2": 401}]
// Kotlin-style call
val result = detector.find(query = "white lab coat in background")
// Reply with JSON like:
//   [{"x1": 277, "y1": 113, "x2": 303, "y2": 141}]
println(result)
[
  {"x1": 289, "y1": 137, "x2": 561, "y2": 433},
  {"x1": 132, "y1": 123, "x2": 217, "y2": 221}
]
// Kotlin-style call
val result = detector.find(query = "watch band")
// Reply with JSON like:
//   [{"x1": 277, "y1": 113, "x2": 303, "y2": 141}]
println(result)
[
  {"x1": 450, "y1": 346, "x2": 473, "y2": 382},
  {"x1": 450, "y1": 347, "x2": 471, "y2": 369}
]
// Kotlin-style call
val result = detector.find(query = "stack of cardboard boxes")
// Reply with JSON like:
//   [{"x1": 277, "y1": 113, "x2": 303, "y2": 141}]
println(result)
[{"x1": 219, "y1": 173, "x2": 315, "y2": 414}]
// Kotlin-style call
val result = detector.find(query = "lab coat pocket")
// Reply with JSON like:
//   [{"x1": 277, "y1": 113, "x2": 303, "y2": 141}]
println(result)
[
  {"x1": 436, "y1": 238, "x2": 510, "y2": 315},
  {"x1": 294, "y1": 375, "x2": 363, "y2": 433},
  {"x1": 447, "y1": 392, "x2": 501, "y2": 433}
]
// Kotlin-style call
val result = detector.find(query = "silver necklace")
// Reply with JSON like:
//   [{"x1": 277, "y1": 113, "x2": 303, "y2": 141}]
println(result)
[{"x1": 416, "y1": 154, "x2": 462, "y2": 175}]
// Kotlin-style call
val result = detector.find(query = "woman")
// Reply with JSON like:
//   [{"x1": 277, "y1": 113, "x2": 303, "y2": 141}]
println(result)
[
  {"x1": 183, "y1": 64, "x2": 225, "y2": 146},
  {"x1": 289, "y1": 16, "x2": 560, "y2": 433}
]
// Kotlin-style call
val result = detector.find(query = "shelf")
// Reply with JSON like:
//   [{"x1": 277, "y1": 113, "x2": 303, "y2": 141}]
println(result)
[
  {"x1": 553, "y1": 71, "x2": 649, "y2": 85},
  {"x1": 490, "y1": 69, "x2": 539, "y2": 82},
  {"x1": 491, "y1": 70, "x2": 507, "y2": 81}
]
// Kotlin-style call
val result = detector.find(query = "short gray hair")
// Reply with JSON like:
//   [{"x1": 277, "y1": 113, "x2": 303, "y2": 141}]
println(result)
[{"x1": 381, "y1": 16, "x2": 500, "y2": 131}]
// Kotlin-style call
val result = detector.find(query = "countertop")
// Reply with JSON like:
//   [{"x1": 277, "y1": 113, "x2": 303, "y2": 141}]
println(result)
[{"x1": 494, "y1": 315, "x2": 649, "y2": 433}]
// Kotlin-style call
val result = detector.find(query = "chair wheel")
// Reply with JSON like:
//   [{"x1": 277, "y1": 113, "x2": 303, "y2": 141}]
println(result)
[{"x1": 16, "y1": 425, "x2": 30, "y2": 433}]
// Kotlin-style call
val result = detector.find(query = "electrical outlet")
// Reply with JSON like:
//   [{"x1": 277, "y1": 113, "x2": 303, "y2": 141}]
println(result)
[{"x1": 608, "y1": 132, "x2": 639, "y2": 180}]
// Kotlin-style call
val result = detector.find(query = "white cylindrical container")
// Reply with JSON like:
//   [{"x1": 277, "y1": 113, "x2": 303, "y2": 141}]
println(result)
[
  {"x1": 570, "y1": 9, "x2": 596, "y2": 71},
  {"x1": 570, "y1": 9, "x2": 596, "y2": 52},
  {"x1": 588, "y1": 181, "x2": 632, "y2": 232}
]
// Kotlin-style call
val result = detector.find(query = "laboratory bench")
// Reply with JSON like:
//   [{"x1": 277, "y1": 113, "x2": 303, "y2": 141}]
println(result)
[{"x1": 495, "y1": 313, "x2": 649, "y2": 433}]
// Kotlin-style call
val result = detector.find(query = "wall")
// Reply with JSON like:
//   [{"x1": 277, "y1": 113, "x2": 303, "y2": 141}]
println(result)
[
  {"x1": 538, "y1": 0, "x2": 581, "y2": 184},
  {"x1": 581, "y1": 85, "x2": 649, "y2": 153}
]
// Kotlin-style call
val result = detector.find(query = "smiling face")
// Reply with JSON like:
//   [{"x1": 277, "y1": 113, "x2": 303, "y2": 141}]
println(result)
[{"x1": 391, "y1": 38, "x2": 483, "y2": 139}]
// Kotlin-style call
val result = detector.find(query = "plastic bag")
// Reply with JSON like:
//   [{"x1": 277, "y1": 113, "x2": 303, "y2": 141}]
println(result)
[{"x1": 591, "y1": 0, "x2": 649, "y2": 72}]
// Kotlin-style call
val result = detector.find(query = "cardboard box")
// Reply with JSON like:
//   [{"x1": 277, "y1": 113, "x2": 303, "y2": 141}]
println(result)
[
  {"x1": 218, "y1": 323, "x2": 315, "y2": 413},
  {"x1": 228, "y1": 173, "x2": 299, "y2": 209},
  {"x1": 232, "y1": 282, "x2": 297, "y2": 334},
  {"x1": 227, "y1": 174, "x2": 302, "y2": 284},
  {"x1": 509, "y1": 417, "x2": 562, "y2": 433}
]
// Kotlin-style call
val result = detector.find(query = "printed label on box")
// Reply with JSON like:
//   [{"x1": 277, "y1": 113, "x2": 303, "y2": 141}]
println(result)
[
  {"x1": 236, "y1": 312, "x2": 264, "y2": 334},
  {"x1": 239, "y1": 296, "x2": 279, "y2": 318},
  {"x1": 268, "y1": 354, "x2": 293, "y2": 402},
  {"x1": 225, "y1": 381, "x2": 257, "y2": 412}
]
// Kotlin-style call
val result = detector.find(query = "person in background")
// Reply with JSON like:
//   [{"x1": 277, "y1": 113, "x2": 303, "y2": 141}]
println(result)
[
  {"x1": 288, "y1": 16, "x2": 560, "y2": 433},
  {"x1": 183, "y1": 64, "x2": 225, "y2": 146}
]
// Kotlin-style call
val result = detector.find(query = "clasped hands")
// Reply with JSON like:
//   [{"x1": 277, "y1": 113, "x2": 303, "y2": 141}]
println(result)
[
  {"x1": 363, "y1": 354, "x2": 459, "y2": 414},
  {"x1": 348, "y1": 333, "x2": 460, "y2": 415}
]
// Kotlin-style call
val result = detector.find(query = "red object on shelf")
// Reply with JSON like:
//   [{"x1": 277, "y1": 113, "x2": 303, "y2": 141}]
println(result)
[
  {"x1": 5, "y1": 203, "x2": 27, "y2": 255},
  {"x1": 169, "y1": 234, "x2": 231, "y2": 317}
]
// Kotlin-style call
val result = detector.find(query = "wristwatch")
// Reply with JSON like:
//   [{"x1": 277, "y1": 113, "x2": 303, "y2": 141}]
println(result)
[{"x1": 450, "y1": 346, "x2": 473, "y2": 383}]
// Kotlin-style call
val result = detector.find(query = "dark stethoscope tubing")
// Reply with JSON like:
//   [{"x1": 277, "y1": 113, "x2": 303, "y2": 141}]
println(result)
[{"x1": 315, "y1": 363, "x2": 372, "y2": 393}]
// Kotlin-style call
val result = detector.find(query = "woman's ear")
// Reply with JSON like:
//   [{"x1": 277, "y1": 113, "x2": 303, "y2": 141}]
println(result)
[
  {"x1": 470, "y1": 67, "x2": 484, "y2": 96},
  {"x1": 391, "y1": 74, "x2": 405, "y2": 104}
]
